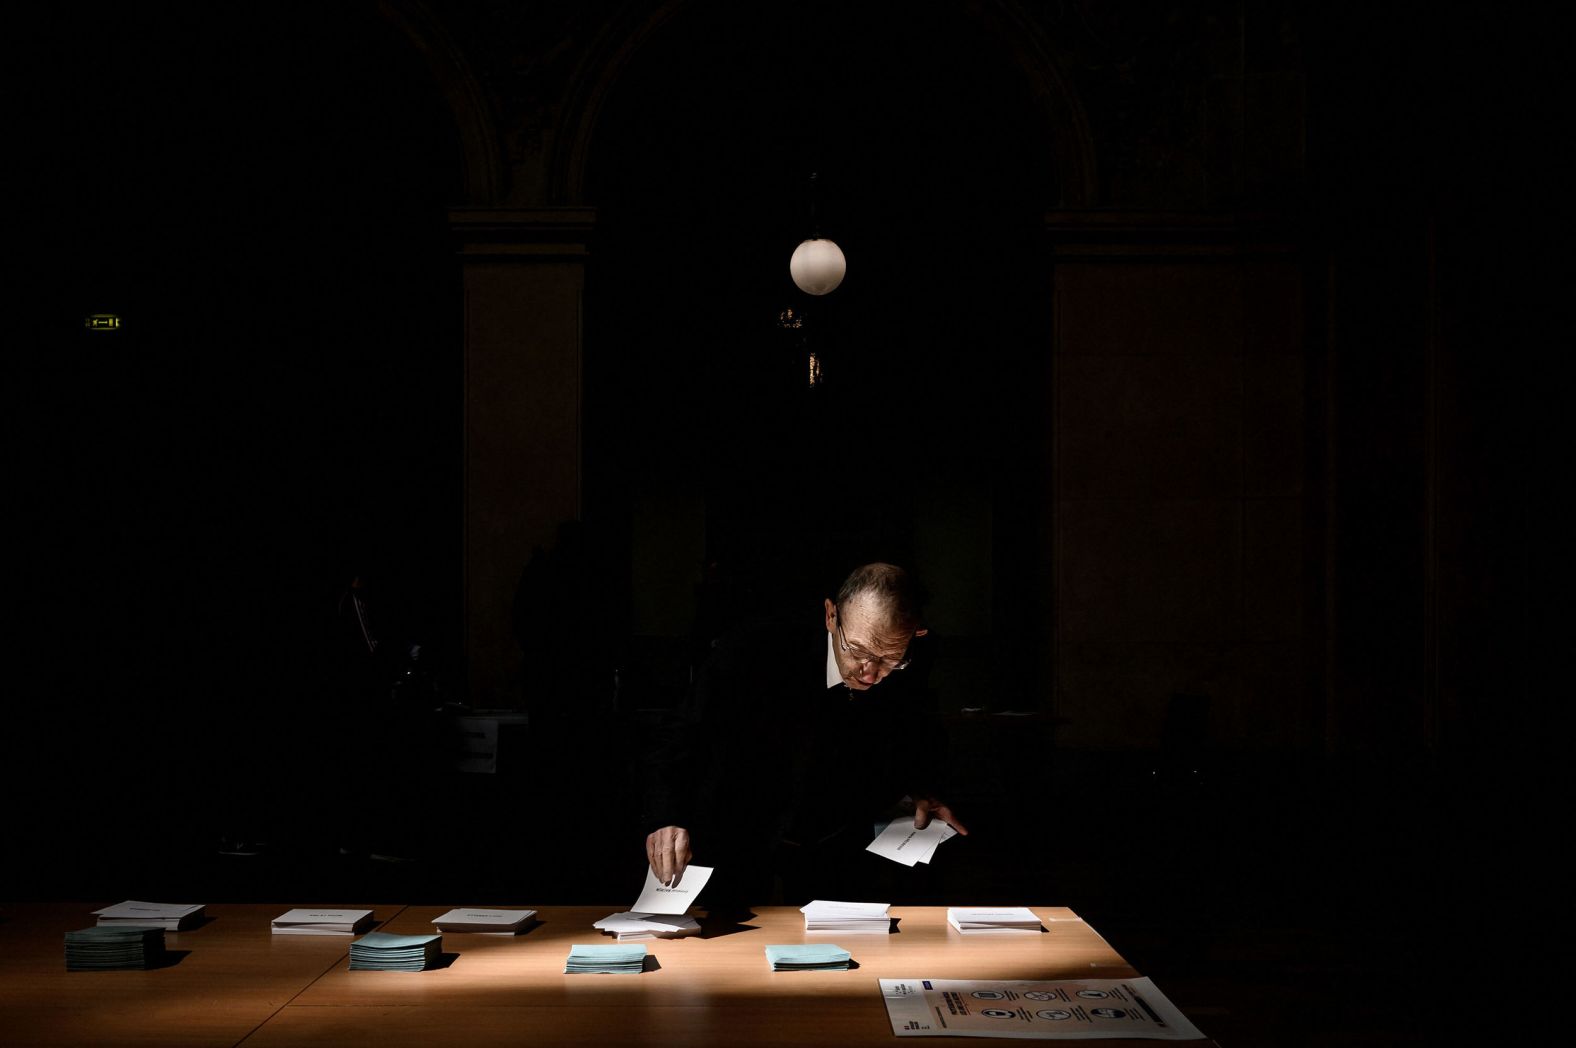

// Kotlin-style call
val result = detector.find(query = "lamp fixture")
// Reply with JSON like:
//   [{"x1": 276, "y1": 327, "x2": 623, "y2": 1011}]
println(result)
[
  {"x1": 788, "y1": 172, "x2": 845, "y2": 296},
  {"x1": 789, "y1": 238, "x2": 846, "y2": 296}
]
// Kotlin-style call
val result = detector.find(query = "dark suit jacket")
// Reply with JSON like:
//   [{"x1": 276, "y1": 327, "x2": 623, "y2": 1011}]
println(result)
[{"x1": 642, "y1": 619, "x2": 944, "y2": 886}]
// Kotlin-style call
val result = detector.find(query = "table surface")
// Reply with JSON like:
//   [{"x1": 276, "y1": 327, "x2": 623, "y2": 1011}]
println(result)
[{"x1": 0, "y1": 903, "x2": 1215, "y2": 1047}]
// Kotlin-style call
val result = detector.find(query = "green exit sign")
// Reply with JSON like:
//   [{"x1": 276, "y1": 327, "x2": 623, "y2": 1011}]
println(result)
[{"x1": 84, "y1": 313, "x2": 121, "y2": 331}]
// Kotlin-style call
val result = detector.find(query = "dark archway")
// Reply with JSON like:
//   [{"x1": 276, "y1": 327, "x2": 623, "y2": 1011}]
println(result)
[
  {"x1": 554, "y1": 0, "x2": 1093, "y2": 208},
  {"x1": 380, "y1": 0, "x2": 507, "y2": 205}
]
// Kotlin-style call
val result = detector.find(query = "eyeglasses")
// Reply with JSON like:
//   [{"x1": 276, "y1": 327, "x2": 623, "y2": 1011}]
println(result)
[{"x1": 834, "y1": 606, "x2": 912, "y2": 672}]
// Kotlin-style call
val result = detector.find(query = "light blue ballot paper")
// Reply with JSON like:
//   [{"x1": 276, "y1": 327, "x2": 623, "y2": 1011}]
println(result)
[
  {"x1": 65, "y1": 925, "x2": 166, "y2": 971},
  {"x1": 349, "y1": 932, "x2": 441, "y2": 971},
  {"x1": 565, "y1": 943, "x2": 648, "y2": 974},
  {"x1": 765, "y1": 944, "x2": 851, "y2": 971}
]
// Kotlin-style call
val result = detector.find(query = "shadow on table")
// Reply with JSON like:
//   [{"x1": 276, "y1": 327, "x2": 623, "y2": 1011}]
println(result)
[{"x1": 697, "y1": 910, "x2": 759, "y2": 939}]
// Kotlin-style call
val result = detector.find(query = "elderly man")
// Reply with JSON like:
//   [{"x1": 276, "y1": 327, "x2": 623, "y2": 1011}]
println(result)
[{"x1": 643, "y1": 562, "x2": 967, "y2": 907}]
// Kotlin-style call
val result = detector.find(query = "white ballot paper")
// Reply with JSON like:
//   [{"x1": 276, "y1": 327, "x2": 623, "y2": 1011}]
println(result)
[
  {"x1": 947, "y1": 908, "x2": 1044, "y2": 933},
  {"x1": 880, "y1": 978, "x2": 1204, "y2": 1040},
  {"x1": 631, "y1": 864, "x2": 714, "y2": 915},
  {"x1": 93, "y1": 901, "x2": 205, "y2": 930},
  {"x1": 593, "y1": 912, "x2": 701, "y2": 940},
  {"x1": 271, "y1": 909, "x2": 375, "y2": 935},
  {"x1": 801, "y1": 900, "x2": 892, "y2": 932},
  {"x1": 431, "y1": 908, "x2": 536, "y2": 934},
  {"x1": 867, "y1": 817, "x2": 958, "y2": 866}
]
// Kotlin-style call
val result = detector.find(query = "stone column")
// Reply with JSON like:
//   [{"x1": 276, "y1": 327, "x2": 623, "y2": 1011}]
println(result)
[{"x1": 451, "y1": 208, "x2": 594, "y2": 708}]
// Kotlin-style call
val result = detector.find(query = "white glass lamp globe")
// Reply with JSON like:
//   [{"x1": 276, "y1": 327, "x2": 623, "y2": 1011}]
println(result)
[{"x1": 789, "y1": 238, "x2": 847, "y2": 295}]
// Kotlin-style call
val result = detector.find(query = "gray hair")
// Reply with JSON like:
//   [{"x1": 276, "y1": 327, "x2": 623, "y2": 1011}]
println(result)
[{"x1": 835, "y1": 562, "x2": 924, "y2": 631}]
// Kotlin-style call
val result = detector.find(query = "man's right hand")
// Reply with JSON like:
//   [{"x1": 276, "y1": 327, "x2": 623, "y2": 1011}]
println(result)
[{"x1": 646, "y1": 825, "x2": 692, "y2": 886}]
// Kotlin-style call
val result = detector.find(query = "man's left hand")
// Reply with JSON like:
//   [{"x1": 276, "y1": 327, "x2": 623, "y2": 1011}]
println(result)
[{"x1": 914, "y1": 796, "x2": 969, "y2": 836}]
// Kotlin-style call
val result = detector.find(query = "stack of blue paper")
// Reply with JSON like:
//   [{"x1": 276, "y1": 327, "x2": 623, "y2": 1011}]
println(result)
[
  {"x1": 349, "y1": 932, "x2": 441, "y2": 971},
  {"x1": 764, "y1": 944, "x2": 851, "y2": 971},
  {"x1": 564, "y1": 943, "x2": 647, "y2": 974},
  {"x1": 65, "y1": 926, "x2": 165, "y2": 971}
]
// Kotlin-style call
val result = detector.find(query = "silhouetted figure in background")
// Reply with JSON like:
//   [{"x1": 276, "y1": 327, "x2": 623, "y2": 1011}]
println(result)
[
  {"x1": 512, "y1": 521, "x2": 615, "y2": 728},
  {"x1": 322, "y1": 562, "x2": 443, "y2": 861},
  {"x1": 510, "y1": 521, "x2": 625, "y2": 894}
]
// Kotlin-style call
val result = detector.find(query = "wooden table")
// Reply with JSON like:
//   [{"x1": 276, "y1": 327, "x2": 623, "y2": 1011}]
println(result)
[{"x1": 0, "y1": 904, "x2": 1214, "y2": 1046}]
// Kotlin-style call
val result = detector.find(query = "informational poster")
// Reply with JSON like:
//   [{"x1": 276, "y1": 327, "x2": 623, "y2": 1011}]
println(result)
[{"x1": 880, "y1": 978, "x2": 1204, "y2": 1040}]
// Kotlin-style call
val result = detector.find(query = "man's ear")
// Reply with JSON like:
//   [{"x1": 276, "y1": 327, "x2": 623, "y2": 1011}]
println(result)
[{"x1": 824, "y1": 598, "x2": 837, "y2": 631}]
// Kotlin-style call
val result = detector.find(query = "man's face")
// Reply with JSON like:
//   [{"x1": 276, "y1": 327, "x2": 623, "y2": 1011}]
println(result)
[{"x1": 824, "y1": 595, "x2": 917, "y2": 691}]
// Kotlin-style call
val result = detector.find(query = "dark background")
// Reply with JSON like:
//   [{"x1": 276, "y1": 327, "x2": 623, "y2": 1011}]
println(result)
[{"x1": 10, "y1": 2, "x2": 1550, "y2": 1042}]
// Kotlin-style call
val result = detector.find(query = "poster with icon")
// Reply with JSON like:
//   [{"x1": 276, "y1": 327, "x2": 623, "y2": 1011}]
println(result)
[{"x1": 880, "y1": 978, "x2": 1205, "y2": 1040}]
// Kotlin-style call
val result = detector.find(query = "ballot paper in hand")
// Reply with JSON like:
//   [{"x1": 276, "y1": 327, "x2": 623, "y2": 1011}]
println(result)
[
  {"x1": 866, "y1": 816, "x2": 957, "y2": 867},
  {"x1": 765, "y1": 944, "x2": 851, "y2": 971},
  {"x1": 349, "y1": 932, "x2": 442, "y2": 971},
  {"x1": 946, "y1": 907, "x2": 1044, "y2": 933},
  {"x1": 431, "y1": 908, "x2": 536, "y2": 934},
  {"x1": 565, "y1": 943, "x2": 647, "y2": 974},
  {"x1": 593, "y1": 912, "x2": 701, "y2": 941},
  {"x1": 271, "y1": 909, "x2": 376, "y2": 935},
  {"x1": 93, "y1": 900, "x2": 205, "y2": 931},
  {"x1": 800, "y1": 900, "x2": 892, "y2": 933},
  {"x1": 631, "y1": 864, "x2": 714, "y2": 914}
]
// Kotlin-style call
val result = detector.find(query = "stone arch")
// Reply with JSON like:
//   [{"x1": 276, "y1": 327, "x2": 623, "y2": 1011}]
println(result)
[
  {"x1": 378, "y1": 0, "x2": 506, "y2": 204},
  {"x1": 547, "y1": 0, "x2": 1096, "y2": 209}
]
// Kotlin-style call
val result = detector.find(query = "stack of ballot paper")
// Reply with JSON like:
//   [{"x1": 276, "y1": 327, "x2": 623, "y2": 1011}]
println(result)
[
  {"x1": 271, "y1": 908, "x2": 376, "y2": 935},
  {"x1": 431, "y1": 908, "x2": 536, "y2": 934},
  {"x1": 800, "y1": 900, "x2": 891, "y2": 932},
  {"x1": 65, "y1": 926, "x2": 164, "y2": 971},
  {"x1": 765, "y1": 944, "x2": 851, "y2": 971},
  {"x1": 93, "y1": 900, "x2": 204, "y2": 931},
  {"x1": 564, "y1": 943, "x2": 647, "y2": 974},
  {"x1": 946, "y1": 907, "x2": 1044, "y2": 933},
  {"x1": 349, "y1": 932, "x2": 441, "y2": 971},
  {"x1": 593, "y1": 912, "x2": 701, "y2": 941},
  {"x1": 865, "y1": 817, "x2": 958, "y2": 866}
]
